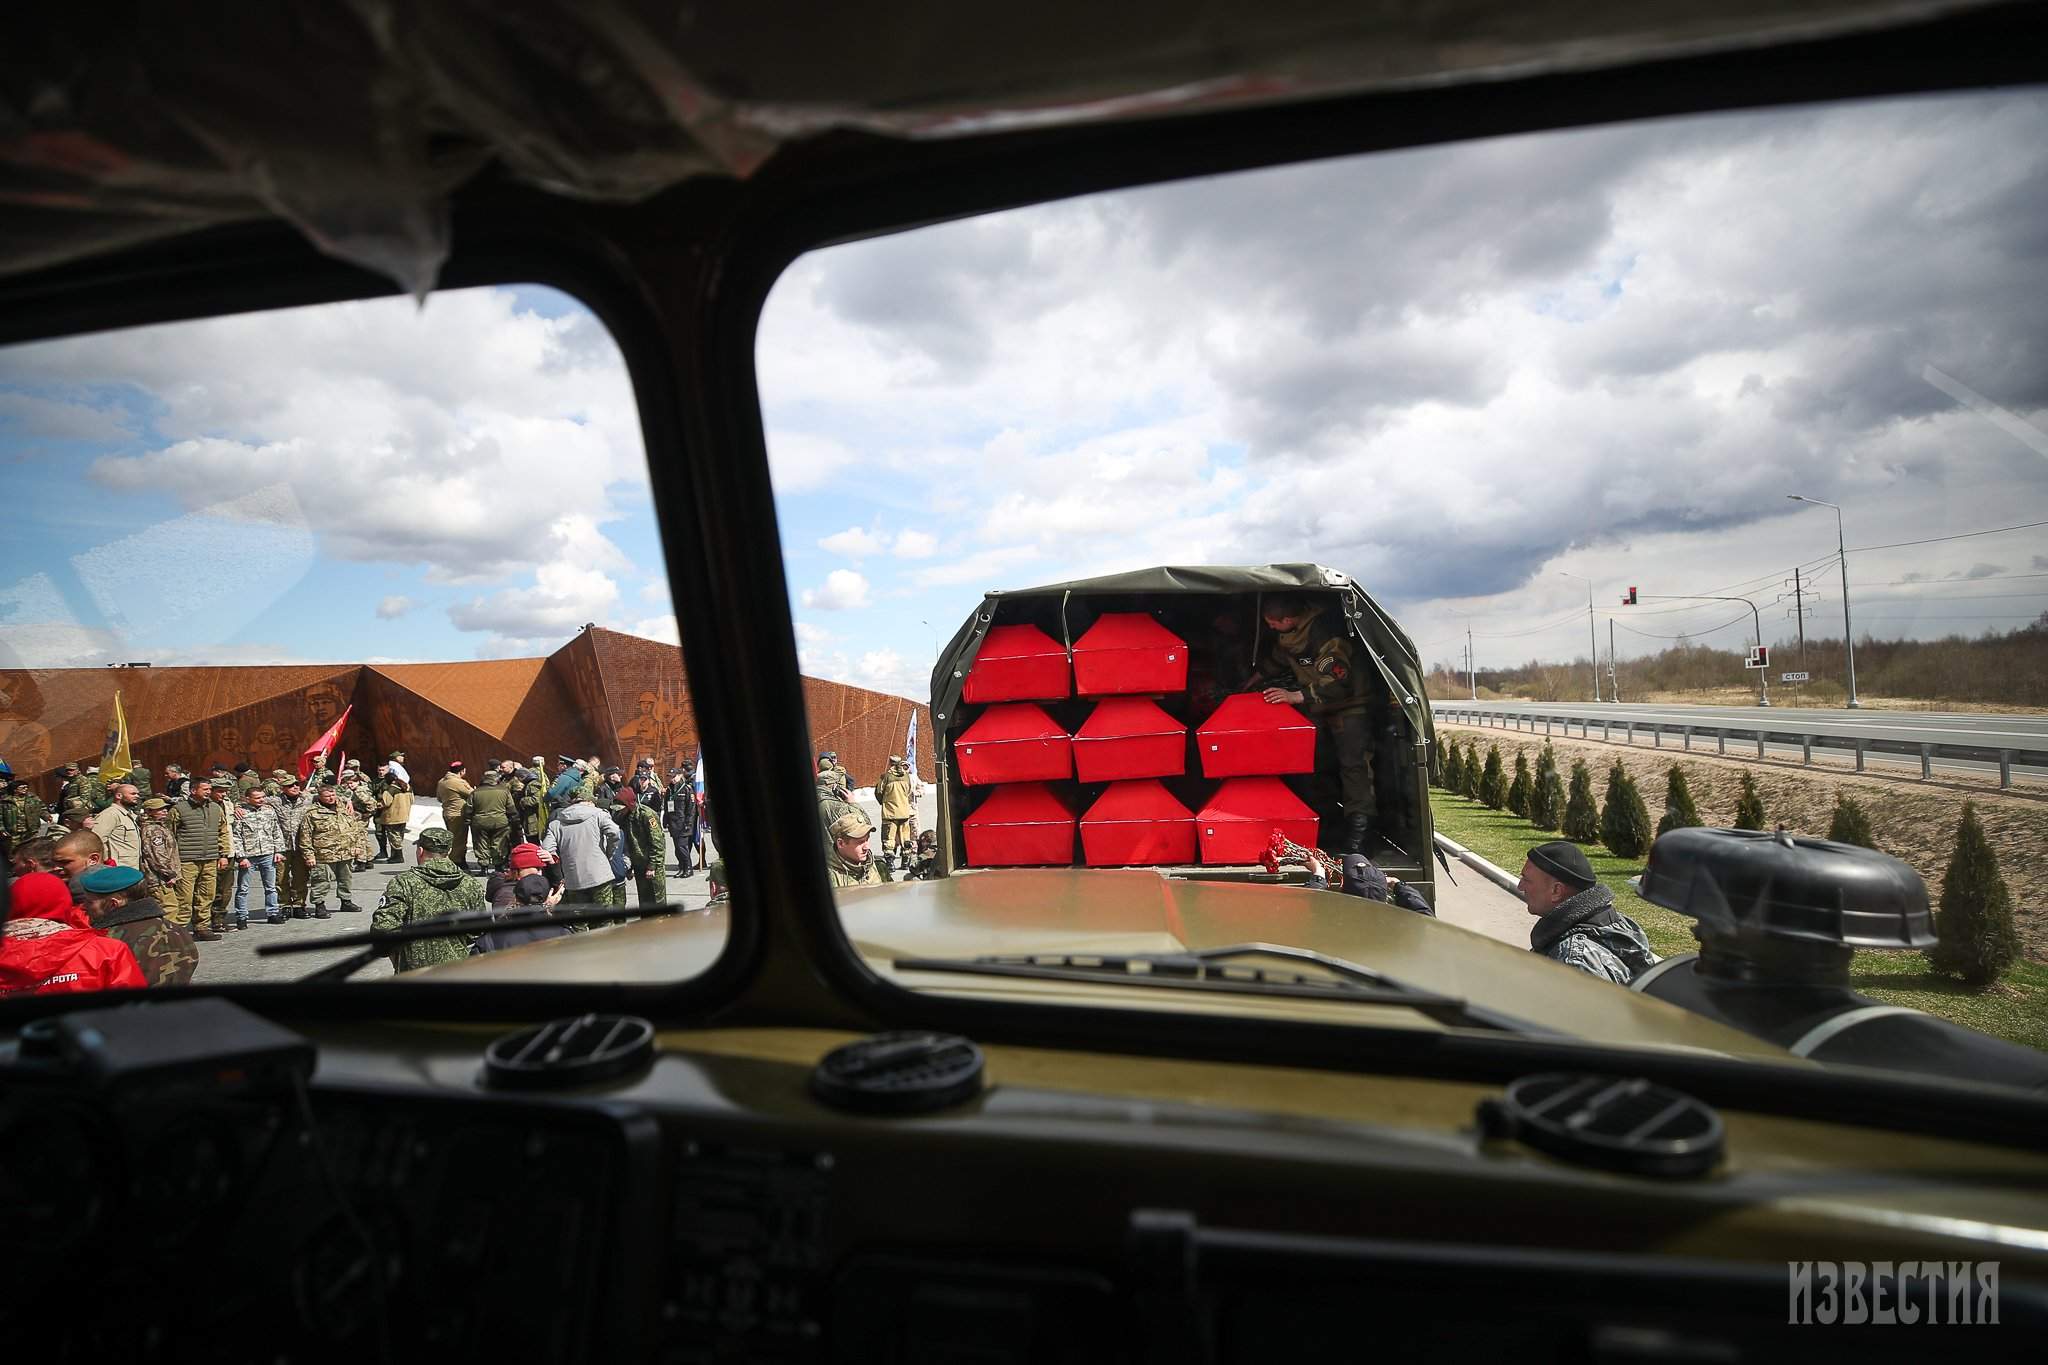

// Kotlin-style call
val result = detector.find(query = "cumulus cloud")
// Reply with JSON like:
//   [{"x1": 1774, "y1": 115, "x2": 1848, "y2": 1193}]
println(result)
[
  {"x1": 892, "y1": 529, "x2": 938, "y2": 558},
  {"x1": 450, "y1": 561, "x2": 620, "y2": 635},
  {"x1": 376, "y1": 595, "x2": 415, "y2": 619},
  {"x1": 819, "y1": 525, "x2": 887, "y2": 557},
  {"x1": 801, "y1": 569, "x2": 871, "y2": 611}
]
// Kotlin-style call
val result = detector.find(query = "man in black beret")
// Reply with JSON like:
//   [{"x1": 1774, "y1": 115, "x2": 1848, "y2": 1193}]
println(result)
[{"x1": 1517, "y1": 840, "x2": 1658, "y2": 984}]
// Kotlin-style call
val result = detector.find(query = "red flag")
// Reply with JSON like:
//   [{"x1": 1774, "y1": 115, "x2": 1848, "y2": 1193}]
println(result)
[{"x1": 299, "y1": 704, "x2": 353, "y2": 781}]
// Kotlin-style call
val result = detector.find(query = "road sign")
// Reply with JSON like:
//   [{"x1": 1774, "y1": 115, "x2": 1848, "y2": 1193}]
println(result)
[
  {"x1": 1781, "y1": 671, "x2": 1810, "y2": 683},
  {"x1": 1743, "y1": 645, "x2": 1770, "y2": 670}
]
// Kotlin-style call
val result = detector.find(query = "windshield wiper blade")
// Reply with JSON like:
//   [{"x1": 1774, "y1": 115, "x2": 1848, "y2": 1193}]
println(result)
[
  {"x1": 257, "y1": 903, "x2": 702, "y2": 983},
  {"x1": 893, "y1": 942, "x2": 1554, "y2": 1036}
]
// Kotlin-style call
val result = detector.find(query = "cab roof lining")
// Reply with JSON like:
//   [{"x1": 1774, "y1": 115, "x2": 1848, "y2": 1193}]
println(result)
[{"x1": 0, "y1": 0, "x2": 2006, "y2": 296}]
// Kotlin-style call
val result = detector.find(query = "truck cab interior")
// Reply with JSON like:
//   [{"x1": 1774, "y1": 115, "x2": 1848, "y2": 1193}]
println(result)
[{"x1": 4, "y1": 3, "x2": 2048, "y2": 1361}]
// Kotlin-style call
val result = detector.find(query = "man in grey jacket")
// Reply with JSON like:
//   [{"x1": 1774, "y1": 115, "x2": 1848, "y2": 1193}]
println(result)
[
  {"x1": 231, "y1": 784, "x2": 289, "y2": 926},
  {"x1": 538, "y1": 784, "x2": 625, "y2": 907}
]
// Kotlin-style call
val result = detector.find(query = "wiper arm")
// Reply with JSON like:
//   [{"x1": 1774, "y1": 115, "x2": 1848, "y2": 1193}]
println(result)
[
  {"x1": 257, "y1": 903, "x2": 702, "y2": 983},
  {"x1": 893, "y1": 942, "x2": 1554, "y2": 1036}
]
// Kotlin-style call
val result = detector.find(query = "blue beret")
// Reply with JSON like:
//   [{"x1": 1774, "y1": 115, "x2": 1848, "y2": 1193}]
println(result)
[{"x1": 79, "y1": 864, "x2": 145, "y2": 894}]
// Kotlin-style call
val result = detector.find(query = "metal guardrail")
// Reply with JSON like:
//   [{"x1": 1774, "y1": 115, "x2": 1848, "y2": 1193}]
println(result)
[{"x1": 1431, "y1": 704, "x2": 2047, "y2": 788}]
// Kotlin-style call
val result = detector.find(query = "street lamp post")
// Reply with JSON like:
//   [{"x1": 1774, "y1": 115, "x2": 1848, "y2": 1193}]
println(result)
[
  {"x1": 1558, "y1": 572, "x2": 1600, "y2": 702},
  {"x1": 1637, "y1": 593, "x2": 1771, "y2": 706},
  {"x1": 1787, "y1": 495, "x2": 1861, "y2": 709}
]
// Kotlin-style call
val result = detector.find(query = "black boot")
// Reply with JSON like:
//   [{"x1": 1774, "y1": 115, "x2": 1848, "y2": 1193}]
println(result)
[{"x1": 1339, "y1": 812, "x2": 1371, "y2": 857}]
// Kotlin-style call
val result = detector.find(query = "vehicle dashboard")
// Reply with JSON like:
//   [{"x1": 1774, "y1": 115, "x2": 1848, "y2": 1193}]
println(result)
[{"x1": 9, "y1": 1004, "x2": 2046, "y2": 1362}]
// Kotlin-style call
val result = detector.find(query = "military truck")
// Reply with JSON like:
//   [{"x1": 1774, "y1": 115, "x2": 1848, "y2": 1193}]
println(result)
[{"x1": 928, "y1": 564, "x2": 1437, "y2": 894}]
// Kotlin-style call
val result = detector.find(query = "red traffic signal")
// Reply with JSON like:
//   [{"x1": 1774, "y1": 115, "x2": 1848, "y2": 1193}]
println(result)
[{"x1": 1621, "y1": 586, "x2": 1638, "y2": 605}]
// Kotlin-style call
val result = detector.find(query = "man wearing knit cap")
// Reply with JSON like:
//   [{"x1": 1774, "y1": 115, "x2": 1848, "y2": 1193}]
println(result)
[{"x1": 1518, "y1": 840, "x2": 1659, "y2": 984}]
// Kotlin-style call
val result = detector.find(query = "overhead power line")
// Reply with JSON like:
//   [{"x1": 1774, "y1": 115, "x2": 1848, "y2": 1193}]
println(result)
[
  {"x1": 1850, "y1": 517, "x2": 2048, "y2": 554},
  {"x1": 1615, "y1": 611, "x2": 1753, "y2": 642}
]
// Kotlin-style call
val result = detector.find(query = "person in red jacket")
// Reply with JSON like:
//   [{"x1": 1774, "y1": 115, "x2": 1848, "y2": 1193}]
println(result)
[{"x1": 0, "y1": 871, "x2": 147, "y2": 998}]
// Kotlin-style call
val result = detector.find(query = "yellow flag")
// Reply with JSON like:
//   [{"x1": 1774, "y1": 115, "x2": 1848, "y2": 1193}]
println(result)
[{"x1": 101, "y1": 689, "x2": 133, "y2": 781}]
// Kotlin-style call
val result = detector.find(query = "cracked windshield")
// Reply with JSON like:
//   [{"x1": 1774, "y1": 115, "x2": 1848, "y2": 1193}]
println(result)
[
  {"x1": 759, "y1": 90, "x2": 2048, "y2": 1064},
  {"x1": 2, "y1": 286, "x2": 728, "y2": 989}
]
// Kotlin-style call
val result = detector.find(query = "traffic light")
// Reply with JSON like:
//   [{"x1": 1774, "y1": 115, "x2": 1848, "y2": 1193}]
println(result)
[
  {"x1": 1621, "y1": 586, "x2": 1638, "y2": 605},
  {"x1": 1756, "y1": 644, "x2": 1768, "y2": 668}
]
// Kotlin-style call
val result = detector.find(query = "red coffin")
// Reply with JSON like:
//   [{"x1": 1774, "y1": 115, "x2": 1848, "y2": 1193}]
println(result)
[
  {"x1": 962, "y1": 623, "x2": 1071, "y2": 703},
  {"x1": 1072, "y1": 696, "x2": 1186, "y2": 782},
  {"x1": 1080, "y1": 780, "x2": 1196, "y2": 866},
  {"x1": 964, "y1": 783, "x2": 1076, "y2": 866},
  {"x1": 954, "y1": 703, "x2": 1073, "y2": 786},
  {"x1": 1071, "y1": 612, "x2": 1188, "y2": 696},
  {"x1": 1196, "y1": 777, "x2": 1319, "y2": 865},
  {"x1": 1196, "y1": 693, "x2": 1317, "y2": 777}
]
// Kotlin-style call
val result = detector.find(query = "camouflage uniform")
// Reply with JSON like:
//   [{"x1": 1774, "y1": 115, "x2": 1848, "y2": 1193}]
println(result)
[
  {"x1": 296, "y1": 794, "x2": 363, "y2": 915},
  {"x1": 127, "y1": 763, "x2": 153, "y2": 801},
  {"x1": 93, "y1": 894, "x2": 197, "y2": 987},
  {"x1": 825, "y1": 809, "x2": 886, "y2": 889},
  {"x1": 374, "y1": 827, "x2": 485, "y2": 972},
  {"x1": 622, "y1": 799, "x2": 667, "y2": 906},
  {"x1": 513, "y1": 767, "x2": 546, "y2": 841},
  {"x1": 77, "y1": 770, "x2": 109, "y2": 812},
  {"x1": 277, "y1": 784, "x2": 317, "y2": 910},
  {"x1": 1254, "y1": 600, "x2": 1379, "y2": 854},
  {"x1": 1530, "y1": 886, "x2": 1659, "y2": 985},
  {"x1": 875, "y1": 759, "x2": 915, "y2": 858},
  {"x1": 137, "y1": 804, "x2": 184, "y2": 921},
  {"x1": 467, "y1": 775, "x2": 515, "y2": 871},
  {"x1": 817, "y1": 772, "x2": 857, "y2": 847},
  {"x1": 1, "y1": 785, "x2": 46, "y2": 845}
]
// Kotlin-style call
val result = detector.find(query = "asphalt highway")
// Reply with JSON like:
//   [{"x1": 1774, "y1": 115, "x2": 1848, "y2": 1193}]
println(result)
[{"x1": 1431, "y1": 700, "x2": 2048, "y2": 784}]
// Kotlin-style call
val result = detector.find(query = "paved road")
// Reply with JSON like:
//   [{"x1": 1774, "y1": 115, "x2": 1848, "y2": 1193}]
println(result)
[
  {"x1": 1433, "y1": 700, "x2": 2048, "y2": 784},
  {"x1": 1430, "y1": 865, "x2": 1529, "y2": 948}
]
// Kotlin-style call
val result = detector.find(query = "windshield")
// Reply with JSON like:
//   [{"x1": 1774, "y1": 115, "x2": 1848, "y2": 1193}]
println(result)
[
  {"x1": 1, "y1": 286, "x2": 726, "y2": 987},
  {"x1": 756, "y1": 90, "x2": 2047, "y2": 1063}
]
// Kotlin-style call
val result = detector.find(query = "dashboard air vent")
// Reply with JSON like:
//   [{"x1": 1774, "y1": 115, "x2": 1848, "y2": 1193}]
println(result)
[
  {"x1": 482, "y1": 1013, "x2": 655, "y2": 1091},
  {"x1": 1476, "y1": 1073, "x2": 1723, "y2": 1179},
  {"x1": 811, "y1": 1032, "x2": 985, "y2": 1115}
]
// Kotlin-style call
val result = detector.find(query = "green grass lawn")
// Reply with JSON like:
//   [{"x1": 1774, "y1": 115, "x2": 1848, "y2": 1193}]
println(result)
[{"x1": 1428, "y1": 789, "x2": 2047, "y2": 1054}]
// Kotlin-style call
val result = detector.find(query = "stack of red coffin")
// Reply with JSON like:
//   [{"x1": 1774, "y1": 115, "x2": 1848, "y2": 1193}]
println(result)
[
  {"x1": 959, "y1": 624, "x2": 1077, "y2": 865},
  {"x1": 955, "y1": 613, "x2": 1322, "y2": 866},
  {"x1": 1070, "y1": 614, "x2": 1194, "y2": 866},
  {"x1": 1194, "y1": 693, "x2": 1319, "y2": 863}
]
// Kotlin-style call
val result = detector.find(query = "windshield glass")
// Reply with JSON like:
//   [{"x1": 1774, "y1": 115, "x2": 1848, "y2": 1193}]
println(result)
[
  {"x1": 1, "y1": 286, "x2": 727, "y2": 987},
  {"x1": 757, "y1": 91, "x2": 2047, "y2": 1063}
]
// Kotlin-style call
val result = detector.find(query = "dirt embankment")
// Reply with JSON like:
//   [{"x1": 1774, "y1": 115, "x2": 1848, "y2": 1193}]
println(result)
[{"x1": 1438, "y1": 724, "x2": 2048, "y2": 961}]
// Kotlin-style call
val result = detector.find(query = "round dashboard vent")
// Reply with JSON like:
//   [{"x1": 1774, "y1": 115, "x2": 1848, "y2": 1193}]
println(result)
[
  {"x1": 482, "y1": 1013, "x2": 655, "y2": 1091},
  {"x1": 811, "y1": 1032, "x2": 985, "y2": 1115},
  {"x1": 1476, "y1": 1073, "x2": 1723, "y2": 1179}
]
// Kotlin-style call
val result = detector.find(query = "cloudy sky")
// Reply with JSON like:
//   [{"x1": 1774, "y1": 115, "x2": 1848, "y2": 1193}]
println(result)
[{"x1": 2, "y1": 88, "x2": 2044, "y2": 698}]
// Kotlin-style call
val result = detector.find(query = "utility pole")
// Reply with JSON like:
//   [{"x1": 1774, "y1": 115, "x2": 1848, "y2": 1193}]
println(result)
[
  {"x1": 1788, "y1": 495, "x2": 1860, "y2": 708},
  {"x1": 1792, "y1": 566, "x2": 1807, "y2": 672},
  {"x1": 1559, "y1": 572, "x2": 1600, "y2": 702},
  {"x1": 1466, "y1": 628, "x2": 1476, "y2": 700},
  {"x1": 1608, "y1": 618, "x2": 1620, "y2": 703}
]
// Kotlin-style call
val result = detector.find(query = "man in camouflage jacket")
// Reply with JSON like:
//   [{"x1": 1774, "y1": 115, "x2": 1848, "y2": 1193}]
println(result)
[
  {"x1": 374, "y1": 826, "x2": 484, "y2": 972},
  {"x1": 137, "y1": 797, "x2": 185, "y2": 923},
  {"x1": 1, "y1": 779, "x2": 47, "y2": 847},
  {"x1": 296, "y1": 782, "x2": 363, "y2": 918},
  {"x1": 1252, "y1": 594, "x2": 1381, "y2": 856},
  {"x1": 618, "y1": 786, "x2": 667, "y2": 907},
  {"x1": 77, "y1": 864, "x2": 197, "y2": 987}
]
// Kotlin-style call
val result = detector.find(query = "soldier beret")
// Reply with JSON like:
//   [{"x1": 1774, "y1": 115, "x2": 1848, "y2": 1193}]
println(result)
[
  {"x1": 79, "y1": 864, "x2": 145, "y2": 894},
  {"x1": 448, "y1": 759, "x2": 464, "y2": 770},
  {"x1": 141, "y1": 797, "x2": 168, "y2": 811},
  {"x1": 1529, "y1": 840, "x2": 1598, "y2": 892},
  {"x1": 416, "y1": 827, "x2": 454, "y2": 852},
  {"x1": 828, "y1": 810, "x2": 873, "y2": 841}
]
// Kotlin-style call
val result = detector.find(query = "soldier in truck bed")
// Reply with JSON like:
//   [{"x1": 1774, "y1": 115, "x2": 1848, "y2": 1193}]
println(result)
[{"x1": 1252, "y1": 593, "x2": 1379, "y2": 856}]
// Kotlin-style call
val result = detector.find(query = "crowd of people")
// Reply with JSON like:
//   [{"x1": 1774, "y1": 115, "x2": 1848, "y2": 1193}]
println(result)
[
  {"x1": 0, "y1": 748, "x2": 722, "y2": 996},
  {"x1": 813, "y1": 750, "x2": 937, "y2": 888}
]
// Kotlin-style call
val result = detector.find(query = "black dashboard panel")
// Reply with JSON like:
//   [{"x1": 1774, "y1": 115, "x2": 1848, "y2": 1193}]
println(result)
[{"x1": 7, "y1": 1003, "x2": 2048, "y2": 1363}]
